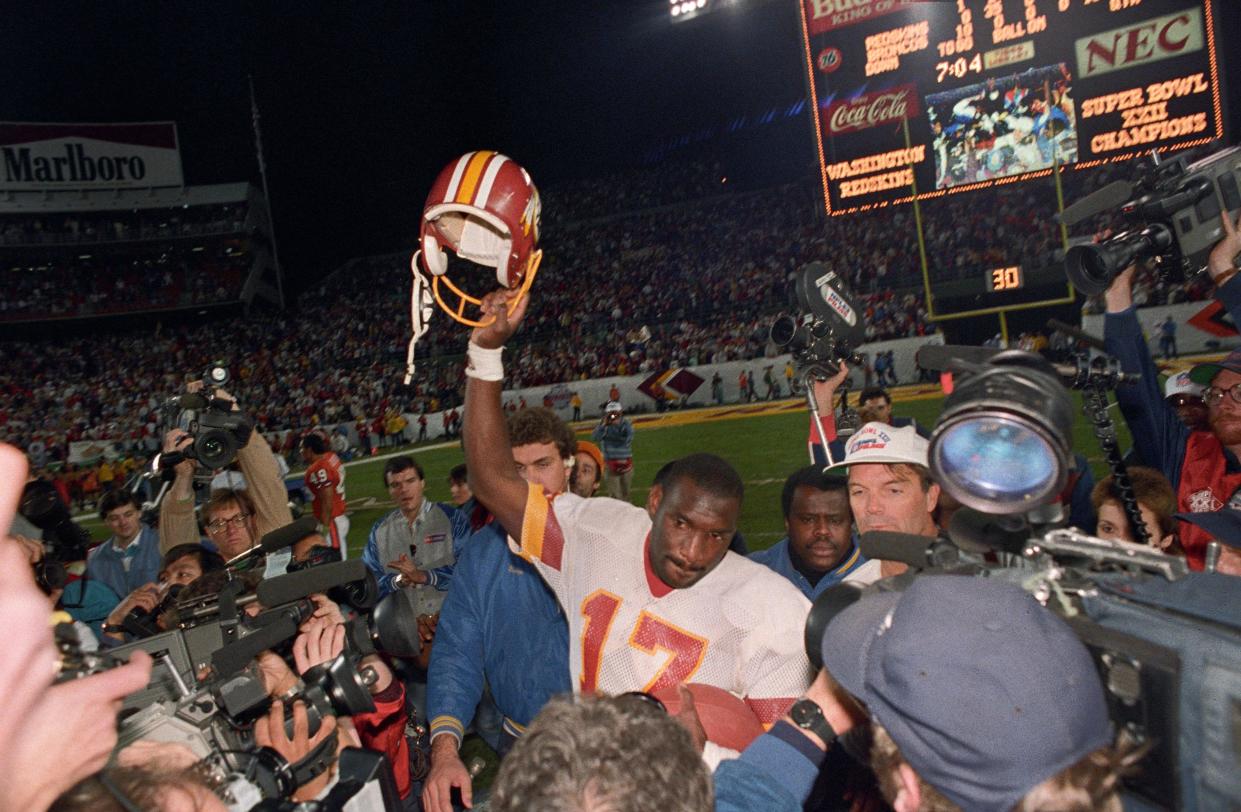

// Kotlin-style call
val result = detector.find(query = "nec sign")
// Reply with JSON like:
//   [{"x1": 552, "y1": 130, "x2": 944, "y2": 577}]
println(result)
[{"x1": 1075, "y1": 7, "x2": 1204, "y2": 79}]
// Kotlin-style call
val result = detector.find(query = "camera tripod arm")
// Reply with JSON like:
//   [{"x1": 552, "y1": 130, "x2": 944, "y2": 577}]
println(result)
[{"x1": 803, "y1": 372, "x2": 841, "y2": 468}]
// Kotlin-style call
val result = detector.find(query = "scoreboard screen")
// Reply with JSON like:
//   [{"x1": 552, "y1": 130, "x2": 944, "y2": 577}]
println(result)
[
  {"x1": 797, "y1": 0, "x2": 1229, "y2": 317},
  {"x1": 799, "y1": 0, "x2": 1226, "y2": 216}
]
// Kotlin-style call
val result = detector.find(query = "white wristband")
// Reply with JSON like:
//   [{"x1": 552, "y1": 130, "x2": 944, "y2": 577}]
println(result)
[{"x1": 466, "y1": 342, "x2": 504, "y2": 382}]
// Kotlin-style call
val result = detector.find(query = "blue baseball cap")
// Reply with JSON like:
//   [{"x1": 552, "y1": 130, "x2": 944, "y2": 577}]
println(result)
[
  {"x1": 820, "y1": 576, "x2": 1112, "y2": 812},
  {"x1": 1174, "y1": 508, "x2": 1241, "y2": 549}
]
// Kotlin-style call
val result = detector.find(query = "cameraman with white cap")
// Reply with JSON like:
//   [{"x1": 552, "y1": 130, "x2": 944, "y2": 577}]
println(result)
[{"x1": 591, "y1": 399, "x2": 635, "y2": 502}]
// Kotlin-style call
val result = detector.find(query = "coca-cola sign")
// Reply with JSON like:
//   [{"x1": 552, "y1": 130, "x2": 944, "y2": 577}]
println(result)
[{"x1": 824, "y1": 85, "x2": 921, "y2": 135}]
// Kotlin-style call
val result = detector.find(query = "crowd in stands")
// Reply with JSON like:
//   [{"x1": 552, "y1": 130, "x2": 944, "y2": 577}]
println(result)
[
  {"x1": 0, "y1": 157, "x2": 1217, "y2": 472},
  {"x1": 0, "y1": 248, "x2": 248, "y2": 320},
  {"x1": 0, "y1": 203, "x2": 248, "y2": 247}
]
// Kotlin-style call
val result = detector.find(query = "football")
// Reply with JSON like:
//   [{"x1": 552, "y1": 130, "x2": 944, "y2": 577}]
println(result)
[{"x1": 652, "y1": 682, "x2": 766, "y2": 752}]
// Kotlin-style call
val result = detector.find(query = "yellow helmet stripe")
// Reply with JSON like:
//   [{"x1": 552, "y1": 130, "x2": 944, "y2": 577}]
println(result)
[{"x1": 454, "y1": 150, "x2": 496, "y2": 205}]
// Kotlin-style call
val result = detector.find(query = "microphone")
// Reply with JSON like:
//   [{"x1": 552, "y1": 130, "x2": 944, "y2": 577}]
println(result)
[
  {"x1": 256, "y1": 559, "x2": 372, "y2": 608},
  {"x1": 1056, "y1": 180, "x2": 1134, "y2": 226},
  {"x1": 259, "y1": 516, "x2": 321, "y2": 555},
  {"x1": 212, "y1": 613, "x2": 300, "y2": 677},
  {"x1": 860, "y1": 531, "x2": 959, "y2": 570}
]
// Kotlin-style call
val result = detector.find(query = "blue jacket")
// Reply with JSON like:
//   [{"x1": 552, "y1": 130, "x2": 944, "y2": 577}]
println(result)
[
  {"x1": 85, "y1": 525, "x2": 162, "y2": 599},
  {"x1": 592, "y1": 418, "x2": 634, "y2": 461},
  {"x1": 749, "y1": 536, "x2": 870, "y2": 600},
  {"x1": 426, "y1": 522, "x2": 571, "y2": 744},
  {"x1": 59, "y1": 576, "x2": 122, "y2": 636},
  {"x1": 715, "y1": 724, "x2": 825, "y2": 811}
]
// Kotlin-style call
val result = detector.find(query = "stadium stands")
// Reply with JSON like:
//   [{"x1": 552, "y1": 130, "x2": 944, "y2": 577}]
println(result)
[{"x1": 0, "y1": 159, "x2": 1212, "y2": 480}]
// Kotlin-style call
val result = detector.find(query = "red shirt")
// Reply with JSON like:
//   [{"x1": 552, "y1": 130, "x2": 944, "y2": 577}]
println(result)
[{"x1": 305, "y1": 452, "x2": 347, "y2": 519}]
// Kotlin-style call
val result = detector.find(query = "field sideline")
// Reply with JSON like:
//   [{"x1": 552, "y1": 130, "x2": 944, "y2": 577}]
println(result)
[{"x1": 78, "y1": 381, "x2": 1138, "y2": 553}]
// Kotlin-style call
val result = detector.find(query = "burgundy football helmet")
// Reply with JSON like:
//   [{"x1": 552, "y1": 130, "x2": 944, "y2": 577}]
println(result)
[{"x1": 417, "y1": 150, "x2": 542, "y2": 327}]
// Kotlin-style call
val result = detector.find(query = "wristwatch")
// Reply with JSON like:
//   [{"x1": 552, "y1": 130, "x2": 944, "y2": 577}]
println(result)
[{"x1": 789, "y1": 698, "x2": 836, "y2": 746}]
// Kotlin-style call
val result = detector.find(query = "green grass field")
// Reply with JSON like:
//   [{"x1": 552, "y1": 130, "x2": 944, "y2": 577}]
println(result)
[{"x1": 78, "y1": 390, "x2": 1132, "y2": 551}]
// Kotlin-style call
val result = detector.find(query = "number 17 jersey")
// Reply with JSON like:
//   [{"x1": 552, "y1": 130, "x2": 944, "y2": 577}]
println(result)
[{"x1": 509, "y1": 485, "x2": 814, "y2": 726}]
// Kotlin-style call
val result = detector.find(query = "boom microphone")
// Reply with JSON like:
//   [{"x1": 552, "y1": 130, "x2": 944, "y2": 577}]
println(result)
[
  {"x1": 256, "y1": 560, "x2": 372, "y2": 608},
  {"x1": 258, "y1": 516, "x2": 321, "y2": 555},
  {"x1": 859, "y1": 531, "x2": 960, "y2": 570},
  {"x1": 1056, "y1": 180, "x2": 1134, "y2": 227}
]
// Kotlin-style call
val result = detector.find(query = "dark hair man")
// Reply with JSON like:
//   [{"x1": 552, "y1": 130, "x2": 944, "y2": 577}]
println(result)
[
  {"x1": 750, "y1": 466, "x2": 878, "y2": 599},
  {"x1": 423, "y1": 406, "x2": 577, "y2": 812},
  {"x1": 856, "y1": 387, "x2": 929, "y2": 438},
  {"x1": 87, "y1": 490, "x2": 161, "y2": 599},
  {"x1": 461, "y1": 289, "x2": 812, "y2": 747},
  {"x1": 447, "y1": 463, "x2": 472, "y2": 507},
  {"x1": 826, "y1": 422, "x2": 940, "y2": 579},
  {"x1": 362, "y1": 456, "x2": 468, "y2": 606},
  {"x1": 1102, "y1": 213, "x2": 1241, "y2": 568}
]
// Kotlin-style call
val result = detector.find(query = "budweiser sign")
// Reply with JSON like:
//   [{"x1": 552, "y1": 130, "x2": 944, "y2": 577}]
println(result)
[{"x1": 825, "y1": 85, "x2": 920, "y2": 135}]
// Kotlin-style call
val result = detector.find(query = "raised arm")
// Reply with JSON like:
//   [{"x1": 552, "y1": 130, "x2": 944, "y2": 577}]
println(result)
[{"x1": 463, "y1": 289, "x2": 534, "y2": 535}]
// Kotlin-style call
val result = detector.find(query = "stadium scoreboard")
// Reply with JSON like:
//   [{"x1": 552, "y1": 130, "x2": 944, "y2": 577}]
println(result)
[{"x1": 797, "y1": 0, "x2": 1228, "y2": 316}]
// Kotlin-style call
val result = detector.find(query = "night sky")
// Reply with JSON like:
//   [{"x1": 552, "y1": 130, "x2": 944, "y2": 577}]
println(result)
[{"x1": 5, "y1": 1, "x2": 1239, "y2": 295}]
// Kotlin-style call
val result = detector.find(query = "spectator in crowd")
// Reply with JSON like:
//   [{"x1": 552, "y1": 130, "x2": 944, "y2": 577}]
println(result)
[
  {"x1": 423, "y1": 407, "x2": 579, "y2": 812},
  {"x1": 1091, "y1": 467, "x2": 1181, "y2": 554},
  {"x1": 570, "y1": 440, "x2": 603, "y2": 498},
  {"x1": 750, "y1": 466, "x2": 878, "y2": 599},
  {"x1": 301, "y1": 432, "x2": 349, "y2": 555},
  {"x1": 592, "y1": 400, "x2": 635, "y2": 502},
  {"x1": 86, "y1": 491, "x2": 161, "y2": 601}
]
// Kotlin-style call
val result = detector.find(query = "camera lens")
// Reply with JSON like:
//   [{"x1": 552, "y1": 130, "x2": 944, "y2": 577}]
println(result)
[
  {"x1": 769, "y1": 314, "x2": 798, "y2": 348},
  {"x1": 196, "y1": 431, "x2": 236, "y2": 469},
  {"x1": 932, "y1": 415, "x2": 1063, "y2": 512}
]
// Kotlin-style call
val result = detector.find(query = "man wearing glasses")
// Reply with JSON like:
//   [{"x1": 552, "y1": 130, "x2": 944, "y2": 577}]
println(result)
[
  {"x1": 1103, "y1": 211, "x2": 1241, "y2": 569},
  {"x1": 158, "y1": 386, "x2": 293, "y2": 564}
]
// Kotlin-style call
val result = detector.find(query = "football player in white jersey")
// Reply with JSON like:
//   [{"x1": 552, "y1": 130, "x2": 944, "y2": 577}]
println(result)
[{"x1": 462, "y1": 288, "x2": 813, "y2": 735}]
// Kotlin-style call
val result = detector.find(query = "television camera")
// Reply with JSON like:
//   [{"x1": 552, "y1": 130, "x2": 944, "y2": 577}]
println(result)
[
  {"x1": 1061, "y1": 145, "x2": 1241, "y2": 295},
  {"x1": 810, "y1": 347, "x2": 1241, "y2": 811}
]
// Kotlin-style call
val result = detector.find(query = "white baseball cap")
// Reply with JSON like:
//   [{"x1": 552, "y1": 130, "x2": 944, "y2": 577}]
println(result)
[
  {"x1": 1164, "y1": 371, "x2": 1204, "y2": 399},
  {"x1": 825, "y1": 422, "x2": 929, "y2": 472},
  {"x1": 605, "y1": 400, "x2": 623, "y2": 413}
]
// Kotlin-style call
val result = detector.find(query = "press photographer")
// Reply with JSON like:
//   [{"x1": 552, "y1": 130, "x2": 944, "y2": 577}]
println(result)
[
  {"x1": 1101, "y1": 210, "x2": 1241, "y2": 571},
  {"x1": 591, "y1": 400, "x2": 635, "y2": 501},
  {"x1": 157, "y1": 374, "x2": 294, "y2": 568}
]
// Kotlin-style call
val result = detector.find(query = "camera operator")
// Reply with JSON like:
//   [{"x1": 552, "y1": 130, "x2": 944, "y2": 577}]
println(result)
[
  {"x1": 591, "y1": 400, "x2": 635, "y2": 502},
  {"x1": 98, "y1": 544, "x2": 225, "y2": 644},
  {"x1": 159, "y1": 384, "x2": 293, "y2": 561},
  {"x1": 806, "y1": 576, "x2": 1139, "y2": 812},
  {"x1": 1102, "y1": 211, "x2": 1241, "y2": 569}
]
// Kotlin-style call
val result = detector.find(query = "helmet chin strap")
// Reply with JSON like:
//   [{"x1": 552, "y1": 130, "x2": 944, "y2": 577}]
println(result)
[{"x1": 404, "y1": 252, "x2": 436, "y2": 386}]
